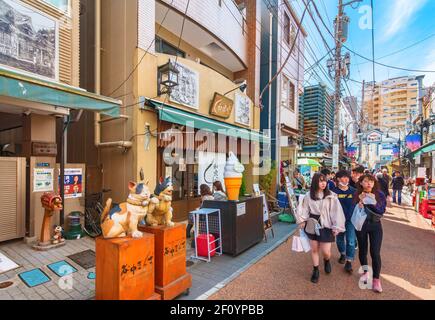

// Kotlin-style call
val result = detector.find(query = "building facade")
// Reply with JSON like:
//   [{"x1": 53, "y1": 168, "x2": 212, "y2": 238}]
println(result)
[
  {"x1": 73, "y1": 0, "x2": 264, "y2": 222},
  {"x1": 298, "y1": 84, "x2": 334, "y2": 167}
]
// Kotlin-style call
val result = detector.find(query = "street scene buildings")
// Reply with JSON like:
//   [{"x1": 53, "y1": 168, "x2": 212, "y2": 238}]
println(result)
[{"x1": 0, "y1": 0, "x2": 434, "y2": 303}]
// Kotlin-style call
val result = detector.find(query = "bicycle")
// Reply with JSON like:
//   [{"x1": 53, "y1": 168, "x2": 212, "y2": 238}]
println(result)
[{"x1": 82, "y1": 189, "x2": 112, "y2": 238}]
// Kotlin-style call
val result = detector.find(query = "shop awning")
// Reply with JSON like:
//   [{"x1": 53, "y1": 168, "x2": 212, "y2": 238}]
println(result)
[
  {"x1": 146, "y1": 99, "x2": 266, "y2": 142},
  {"x1": 0, "y1": 67, "x2": 121, "y2": 117},
  {"x1": 406, "y1": 140, "x2": 435, "y2": 159}
]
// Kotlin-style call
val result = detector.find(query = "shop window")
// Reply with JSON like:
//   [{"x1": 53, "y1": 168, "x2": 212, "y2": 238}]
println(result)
[
  {"x1": 284, "y1": 12, "x2": 290, "y2": 45},
  {"x1": 42, "y1": 0, "x2": 70, "y2": 13},
  {"x1": 155, "y1": 37, "x2": 186, "y2": 58},
  {"x1": 282, "y1": 75, "x2": 295, "y2": 111}
]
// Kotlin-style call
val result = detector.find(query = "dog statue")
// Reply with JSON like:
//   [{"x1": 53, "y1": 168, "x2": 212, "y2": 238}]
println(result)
[
  {"x1": 147, "y1": 177, "x2": 175, "y2": 227},
  {"x1": 52, "y1": 226, "x2": 65, "y2": 245},
  {"x1": 100, "y1": 181, "x2": 151, "y2": 239}
]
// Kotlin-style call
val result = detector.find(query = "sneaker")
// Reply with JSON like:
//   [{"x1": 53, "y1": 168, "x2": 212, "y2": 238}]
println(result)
[
  {"x1": 311, "y1": 268, "x2": 320, "y2": 283},
  {"x1": 338, "y1": 254, "x2": 346, "y2": 264},
  {"x1": 373, "y1": 278, "x2": 383, "y2": 293},
  {"x1": 360, "y1": 271, "x2": 369, "y2": 284},
  {"x1": 344, "y1": 261, "x2": 353, "y2": 274},
  {"x1": 324, "y1": 259, "x2": 332, "y2": 274}
]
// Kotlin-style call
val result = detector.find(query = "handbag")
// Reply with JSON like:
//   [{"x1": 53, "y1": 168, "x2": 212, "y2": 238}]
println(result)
[
  {"x1": 351, "y1": 206, "x2": 367, "y2": 231},
  {"x1": 364, "y1": 206, "x2": 383, "y2": 223},
  {"x1": 291, "y1": 236, "x2": 304, "y2": 252},
  {"x1": 299, "y1": 230, "x2": 311, "y2": 252},
  {"x1": 304, "y1": 217, "x2": 321, "y2": 236}
]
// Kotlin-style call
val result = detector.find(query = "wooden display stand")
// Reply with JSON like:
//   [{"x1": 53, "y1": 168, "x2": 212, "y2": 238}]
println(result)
[
  {"x1": 96, "y1": 235, "x2": 160, "y2": 300},
  {"x1": 139, "y1": 223, "x2": 192, "y2": 300}
]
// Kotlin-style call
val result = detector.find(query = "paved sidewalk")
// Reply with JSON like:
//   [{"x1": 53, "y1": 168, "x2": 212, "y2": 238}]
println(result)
[
  {"x1": 210, "y1": 202, "x2": 435, "y2": 300},
  {"x1": 0, "y1": 222, "x2": 297, "y2": 300},
  {"x1": 0, "y1": 237, "x2": 95, "y2": 300}
]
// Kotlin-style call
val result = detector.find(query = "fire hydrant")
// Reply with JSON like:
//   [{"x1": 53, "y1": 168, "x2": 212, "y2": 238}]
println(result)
[{"x1": 39, "y1": 193, "x2": 63, "y2": 246}]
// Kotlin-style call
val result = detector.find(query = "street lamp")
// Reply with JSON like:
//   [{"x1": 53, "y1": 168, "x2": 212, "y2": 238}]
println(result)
[{"x1": 157, "y1": 61, "x2": 179, "y2": 96}]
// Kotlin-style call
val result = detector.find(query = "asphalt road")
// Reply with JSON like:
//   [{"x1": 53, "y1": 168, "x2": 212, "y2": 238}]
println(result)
[{"x1": 210, "y1": 202, "x2": 435, "y2": 300}]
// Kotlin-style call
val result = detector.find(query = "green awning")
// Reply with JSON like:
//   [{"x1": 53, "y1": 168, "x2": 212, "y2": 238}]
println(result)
[
  {"x1": 0, "y1": 67, "x2": 121, "y2": 117},
  {"x1": 407, "y1": 140, "x2": 435, "y2": 159},
  {"x1": 147, "y1": 99, "x2": 266, "y2": 142}
]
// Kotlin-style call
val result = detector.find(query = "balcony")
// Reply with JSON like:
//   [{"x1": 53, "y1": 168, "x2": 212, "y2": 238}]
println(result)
[{"x1": 156, "y1": 0, "x2": 248, "y2": 72}]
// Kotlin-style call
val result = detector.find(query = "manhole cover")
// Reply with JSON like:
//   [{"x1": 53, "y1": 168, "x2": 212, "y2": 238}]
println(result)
[
  {"x1": 186, "y1": 260, "x2": 195, "y2": 267},
  {"x1": 0, "y1": 281, "x2": 14, "y2": 289},
  {"x1": 67, "y1": 250, "x2": 95, "y2": 269}
]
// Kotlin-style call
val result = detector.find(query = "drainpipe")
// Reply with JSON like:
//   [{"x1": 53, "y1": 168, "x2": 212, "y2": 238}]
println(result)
[{"x1": 94, "y1": 0, "x2": 132, "y2": 149}]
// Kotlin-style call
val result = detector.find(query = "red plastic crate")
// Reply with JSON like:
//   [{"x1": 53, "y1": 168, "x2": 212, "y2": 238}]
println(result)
[{"x1": 196, "y1": 234, "x2": 216, "y2": 258}]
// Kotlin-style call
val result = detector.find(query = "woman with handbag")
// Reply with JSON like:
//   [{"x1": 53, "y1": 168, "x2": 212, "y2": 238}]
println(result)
[
  {"x1": 354, "y1": 174, "x2": 387, "y2": 293},
  {"x1": 295, "y1": 173, "x2": 346, "y2": 283}
]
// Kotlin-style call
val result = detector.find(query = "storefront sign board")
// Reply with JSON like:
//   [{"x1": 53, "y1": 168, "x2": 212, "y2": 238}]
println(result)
[
  {"x1": 210, "y1": 93, "x2": 233, "y2": 119},
  {"x1": 33, "y1": 168, "x2": 54, "y2": 193}
]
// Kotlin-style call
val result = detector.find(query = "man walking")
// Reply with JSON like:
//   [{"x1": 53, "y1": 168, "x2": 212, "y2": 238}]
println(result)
[
  {"x1": 321, "y1": 168, "x2": 336, "y2": 190},
  {"x1": 331, "y1": 170, "x2": 357, "y2": 273},
  {"x1": 350, "y1": 166, "x2": 365, "y2": 189},
  {"x1": 392, "y1": 171, "x2": 405, "y2": 205}
]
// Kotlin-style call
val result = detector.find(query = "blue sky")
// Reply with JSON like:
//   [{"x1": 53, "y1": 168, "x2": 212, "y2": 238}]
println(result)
[{"x1": 293, "y1": 0, "x2": 435, "y2": 99}]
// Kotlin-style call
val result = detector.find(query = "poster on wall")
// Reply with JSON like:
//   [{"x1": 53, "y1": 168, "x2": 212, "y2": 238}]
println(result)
[
  {"x1": 198, "y1": 151, "x2": 226, "y2": 194},
  {"x1": 0, "y1": 0, "x2": 59, "y2": 80},
  {"x1": 33, "y1": 168, "x2": 54, "y2": 192},
  {"x1": 235, "y1": 93, "x2": 251, "y2": 126},
  {"x1": 58, "y1": 168, "x2": 83, "y2": 199},
  {"x1": 170, "y1": 60, "x2": 199, "y2": 109}
]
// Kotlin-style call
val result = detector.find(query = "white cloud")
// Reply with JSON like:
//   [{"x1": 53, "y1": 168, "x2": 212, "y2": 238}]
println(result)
[
  {"x1": 422, "y1": 48, "x2": 435, "y2": 87},
  {"x1": 383, "y1": 0, "x2": 428, "y2": 39}
]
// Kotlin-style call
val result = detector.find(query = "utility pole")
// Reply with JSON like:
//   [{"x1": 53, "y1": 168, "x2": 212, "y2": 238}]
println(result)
[
  {"x1": 330, "y1": 0, "x2": 362, "y2": 171},
  {"x1": 359, "y1": 80, "x2": 365, "y2": 163}
]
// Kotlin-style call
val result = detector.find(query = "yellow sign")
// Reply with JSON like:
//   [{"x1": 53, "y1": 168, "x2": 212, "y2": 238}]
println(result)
[{"x1": 210, "y1": 93, "x2": 233, "y2": 119}]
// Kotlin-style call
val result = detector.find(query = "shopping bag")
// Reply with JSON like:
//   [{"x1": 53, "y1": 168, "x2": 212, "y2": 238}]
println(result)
[
  {"x1": 291, "y1": 236, "x2": 304, "y2": 252},
  {"x1": 299, "y1": 229, "x2": 311, "y2": 252},
  {"x1": 351, "y1": 206, "x2": 367, "y2": 231}
]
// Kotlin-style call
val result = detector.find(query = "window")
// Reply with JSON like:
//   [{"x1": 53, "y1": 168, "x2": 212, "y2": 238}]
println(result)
[
  {"x1": 42, "y1": 0, "x2": 70, "y2": 13},
  {"x1": 155, "y1": 37, "x2": 186, "y2": 58},
  {"x1": 281, "y1": 75, "x2": 295, "y2": 111},
  {"x1": 284, "y1": 12, "x2": 290, "y2": 45}
]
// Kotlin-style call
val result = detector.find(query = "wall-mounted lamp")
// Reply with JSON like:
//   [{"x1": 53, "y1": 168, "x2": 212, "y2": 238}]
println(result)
[
  {"x1": 157, "y1": 61, "x2": 179, "y2": 96},
  {"x1": 224, "y1": 82, "x2": 248, "y2": 96}
]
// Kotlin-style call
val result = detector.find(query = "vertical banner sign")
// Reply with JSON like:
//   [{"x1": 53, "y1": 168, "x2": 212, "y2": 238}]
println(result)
[
  {"x1": 333, "y1": 144, "x2": 339, "y2": 169},
  {"x1": 198, "y1": 151, "x2": 226, "y2": 194},
  {"x1": 59, "y1": 168, "x2": 83, "y2": 199}
]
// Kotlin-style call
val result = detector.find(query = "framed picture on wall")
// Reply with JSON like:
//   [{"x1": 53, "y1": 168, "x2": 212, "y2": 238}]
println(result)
[
  {"x1": 0, "y1": 0, "x2": 59, "y2": 80},
  {"x1": 169, "y1": 60, "x2": 199, "y2": 109},
  {"x1": 235, "y1": 93, "x2": 251, "y2": 126}
]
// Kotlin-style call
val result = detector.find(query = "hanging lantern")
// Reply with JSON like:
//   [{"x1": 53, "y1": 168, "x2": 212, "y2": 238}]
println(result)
[{"x1": 157, "y1": 61, "x2": 179, "y2": 96}]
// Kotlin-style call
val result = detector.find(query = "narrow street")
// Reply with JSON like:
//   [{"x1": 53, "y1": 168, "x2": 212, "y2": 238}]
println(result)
[{"x1": 210, "y1": 202, "x2": 435, "y2": 300}]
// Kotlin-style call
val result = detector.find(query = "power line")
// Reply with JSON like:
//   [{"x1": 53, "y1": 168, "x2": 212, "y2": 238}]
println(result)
[{"x1": 108, "y1": 0, "x2": 175, "y2": 97}]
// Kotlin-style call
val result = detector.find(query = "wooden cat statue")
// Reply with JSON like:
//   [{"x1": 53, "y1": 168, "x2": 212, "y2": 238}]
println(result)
[
  {"x1": 146, "y1": 177, "x2": 175, "y2": 227},
  {"x1": 100, "y1": 181, "x2": 151, "y2": 239}
]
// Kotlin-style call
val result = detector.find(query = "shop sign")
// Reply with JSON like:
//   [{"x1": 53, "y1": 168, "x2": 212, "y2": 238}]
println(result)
[
  {"x1": 366, "y1": 130, "x2": 383, "y2": 144},
  {"x1": 406, "y1": 134, "x2": 422, "y2": 152},
  {"x1": 33, "y1": 168, "x2": 54, "y2": 192},
  {"x1": 209, "y1": 93, "x2": 233, "y2": 119},
  {"x1": 58, "y1": 168, "x2": 83, "y2": 199},
  {"x1": 0, "y1": 0, "x2": 59, "y2": 80},
  {"x1": 235, "y1": 93, "x2": 251, "y2": 126},
  {"x1": 236, "y1": 203, "x2": 246, "y2": 217},
  {"x1": 198, "y1": 151, "x2": 226, "y2": 194},
  {"x1": 169, "y1": 60, "x2": 199, "y2": 109}
]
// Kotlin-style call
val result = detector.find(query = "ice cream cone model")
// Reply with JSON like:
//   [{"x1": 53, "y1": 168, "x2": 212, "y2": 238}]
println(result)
[{"x1": 224, "y1": 152, "x2": 245, "y2": 201}]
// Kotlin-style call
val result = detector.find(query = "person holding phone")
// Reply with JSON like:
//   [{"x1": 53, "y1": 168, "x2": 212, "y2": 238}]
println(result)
[
  {"x1": 295, "y1": 173, "x2": 346, "y2": 284},
  {"x1": 354, "y1": 174, "x2": 387, "y2": 293}
]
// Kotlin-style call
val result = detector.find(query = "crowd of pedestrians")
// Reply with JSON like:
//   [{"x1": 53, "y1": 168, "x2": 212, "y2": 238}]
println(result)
[{"x1": 294, "y1": 166, "x2": 404, "y2": 293}]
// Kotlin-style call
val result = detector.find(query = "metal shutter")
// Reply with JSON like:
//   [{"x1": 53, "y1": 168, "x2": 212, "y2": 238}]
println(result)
[{"x1": 0, "y1": 158, "x2": 26, "y2": 242}]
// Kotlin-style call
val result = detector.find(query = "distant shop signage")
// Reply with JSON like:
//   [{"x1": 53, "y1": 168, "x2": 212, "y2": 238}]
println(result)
[
  {"x1": 366, "y1": 130, "x2": 383, "y2": 144},
  {"x1": 209, "y1": 93, "x2": 233, "y2": 119},
  {"x1": 406, "y1": 134, "x2": 422, "y2": 152}
]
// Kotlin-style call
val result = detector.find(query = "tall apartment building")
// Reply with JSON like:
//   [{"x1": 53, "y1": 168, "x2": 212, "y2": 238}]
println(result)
[
  {"x1": 362, "y1": 76, "x2": 425, "y2": 136},
  {"x1": 299, "y1": 84, "x2": 334, "y2": 155}
]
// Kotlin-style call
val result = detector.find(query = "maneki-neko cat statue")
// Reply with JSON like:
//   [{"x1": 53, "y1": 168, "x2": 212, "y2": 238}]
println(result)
[
  {"x1": 100, "y1": 181, "x2": 151, "y2": 239},
  {"x1": 146, "y1": 177, "x2": 175, "y2": 227}
]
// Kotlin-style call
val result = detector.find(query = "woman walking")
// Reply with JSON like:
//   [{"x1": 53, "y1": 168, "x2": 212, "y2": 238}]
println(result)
[
  {"x1": 295, "y1": 173, "x2": 346, "y2": 283},
  {"x1": 355, "y1": 174, "x2": 387, "y2": 293}
]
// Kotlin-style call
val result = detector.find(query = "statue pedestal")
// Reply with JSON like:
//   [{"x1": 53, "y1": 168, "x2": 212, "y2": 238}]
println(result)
[
  {"x1": 139, "y1": 223, "x2": 192, "y2": 300},
  {"x1": 96, "y1": 235, "x2": 160, "y2": 300}
]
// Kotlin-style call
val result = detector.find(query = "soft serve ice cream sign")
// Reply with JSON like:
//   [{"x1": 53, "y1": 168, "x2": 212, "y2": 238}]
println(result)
[{"x1": 224, "y1": 152, "x2": 245, "y2": 201}]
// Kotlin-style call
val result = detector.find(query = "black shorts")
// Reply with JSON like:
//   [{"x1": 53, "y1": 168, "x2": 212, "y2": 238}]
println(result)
[{"x1": 305, "y1": 227, "x2": 335, "y2": 243}]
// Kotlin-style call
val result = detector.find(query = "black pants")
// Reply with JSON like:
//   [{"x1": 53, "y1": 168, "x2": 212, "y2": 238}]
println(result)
[{"x1": 356, "y1": 220, "x2": 383, "y2": 279}]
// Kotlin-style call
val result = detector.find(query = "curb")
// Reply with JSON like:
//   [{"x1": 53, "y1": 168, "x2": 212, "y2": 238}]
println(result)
[{"x1": 195, "y1": 225, "x2": 298, "y2": 300}]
